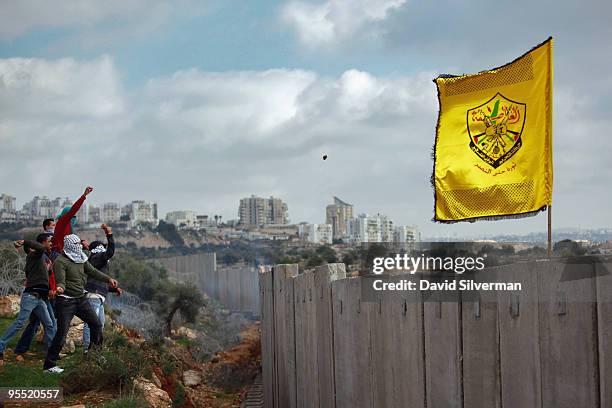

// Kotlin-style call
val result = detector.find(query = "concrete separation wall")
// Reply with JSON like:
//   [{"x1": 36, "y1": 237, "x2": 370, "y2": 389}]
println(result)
[
  {"x1": 157, "y1": 253, "x2": 259, "y2": 316},
  {"x1": 260, "y1": 258, "x2": 612, "y2": 408}
]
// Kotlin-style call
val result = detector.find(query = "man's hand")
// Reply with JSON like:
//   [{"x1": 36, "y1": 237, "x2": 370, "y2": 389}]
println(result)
[
  {"x1": 115, "y1": 287, "x2": 123, "y2": 297},
  {"x1": 13, "y1": 240, "x2": 24, "y2": 249},
  {"x1": 56, "y1": 287, "x2": 64, "y2": 294},
  {"x1": 81, "y1": 240, "x2": 90, "y2": 250},
  {"x1": 49, "y1": 290, "x2": 56, "y2": 299},
  {"x1": 108, "y1": 278, "x2": 118, "y2": 288},
  {"x1": 84, "y1": 186, "x2": 94, "y2": 196},
  {"x1": 101, "y1": 223, "x2": 112, "y2": 235}
]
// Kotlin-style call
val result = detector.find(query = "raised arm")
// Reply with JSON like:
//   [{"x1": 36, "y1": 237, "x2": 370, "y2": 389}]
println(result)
[
  {"x1": 102, "y1": 224, "x2": 115, "y2": 260},
  {"x1": 53, "y1": 187, "x2": 93, "y2": 251},
  {"x1": 59, "y1": 186, "x2": 93, "y2": 223}
]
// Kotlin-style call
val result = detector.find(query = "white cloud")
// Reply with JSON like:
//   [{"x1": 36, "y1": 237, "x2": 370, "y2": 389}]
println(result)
[
  {"x1": 0, "y1": 0, "x2": 208, "y2": 44},
  {"x1": 142, "y1": 69, "x2": 318, "y2": 146},
  {"x1": 281, "y1": 0, "x2": 407, "y2": 47},
  {"x1": 0, "y1": 56, "x2": 124, "y2": 118},
  {"x1": 0, "y1": 54, "x2": 434, "y2": 227},
  {"x1": 0, "y1": 54, "x2": 609, "y2": 235}
]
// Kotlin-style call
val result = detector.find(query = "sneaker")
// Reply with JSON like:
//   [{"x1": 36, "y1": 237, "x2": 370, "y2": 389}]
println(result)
[{"x1": 44, "y1": 366, "x2": 64, "y2": 374}]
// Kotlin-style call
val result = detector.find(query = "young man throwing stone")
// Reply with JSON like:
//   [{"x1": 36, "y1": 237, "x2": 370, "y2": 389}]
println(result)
[{"x1": 43, "y1": 234, "x2": 118, "y2": 373}]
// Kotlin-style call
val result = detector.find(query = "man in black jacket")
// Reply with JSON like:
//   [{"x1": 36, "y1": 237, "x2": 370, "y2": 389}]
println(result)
[
  {"x1": 82, "y1": 224, "x2": 122, "y2": 351},
  {"x1": 14, "y1": 219, "x2": 59, "y2": 359},
  {"x1": 0, "y1": 234, "x2": 56, "y2": 365}
]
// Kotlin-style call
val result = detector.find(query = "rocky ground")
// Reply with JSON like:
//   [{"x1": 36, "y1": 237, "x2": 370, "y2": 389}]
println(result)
[{"x1": 0, "y1": 295, "x2": 261, "y2": 408}]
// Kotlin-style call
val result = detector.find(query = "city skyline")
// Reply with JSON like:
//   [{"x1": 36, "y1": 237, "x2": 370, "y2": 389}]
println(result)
[
  {"x1": 3, "y1": 189, "x2": 610, "y2": 243},
  {"x1": 0, "y1": 1, "x2": 610, "y2": 236}
]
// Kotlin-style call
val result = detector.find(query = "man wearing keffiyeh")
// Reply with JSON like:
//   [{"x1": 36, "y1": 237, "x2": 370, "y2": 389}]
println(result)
[
  {"x1": 43, "y1": 234, "x2": 119, "y2": 373},
  {"x1": 82, "y1": 223, "x2": 123, "y2": 351},
  {"x1": 14, "y1": 187, "x2": 93, "y2": 359}
]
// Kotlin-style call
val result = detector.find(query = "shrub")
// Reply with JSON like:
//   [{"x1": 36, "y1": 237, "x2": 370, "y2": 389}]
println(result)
[
  {"x1": 61, "y1": 330, "x2": 151, "y2": 394},
  {"x1": 101, "y1": 396, "x2": 149, "y2": 408}
]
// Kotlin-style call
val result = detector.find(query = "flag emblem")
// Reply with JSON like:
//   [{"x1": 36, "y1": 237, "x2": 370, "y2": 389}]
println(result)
[
  {"x1": 467, "y1": 93, "x2": 526, "y2": 168},
  {"x1": 432, "y1": 37, "x2": 553, "y2": 223}
]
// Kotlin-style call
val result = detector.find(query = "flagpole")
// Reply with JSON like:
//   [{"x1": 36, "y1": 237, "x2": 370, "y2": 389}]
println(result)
[{"x1": 547, "y1": 205, "x2": 552, "y2": 258}]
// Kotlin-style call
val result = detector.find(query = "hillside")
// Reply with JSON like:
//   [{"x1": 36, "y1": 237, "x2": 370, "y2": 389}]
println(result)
[{"x1": 0, "y1": 309, "x2": 261, "y2": 407}]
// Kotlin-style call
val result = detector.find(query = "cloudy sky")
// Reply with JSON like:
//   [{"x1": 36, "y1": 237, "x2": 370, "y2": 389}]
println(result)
[{"x1": 0, "y1": 0, "x2": 610, "y2": 238}]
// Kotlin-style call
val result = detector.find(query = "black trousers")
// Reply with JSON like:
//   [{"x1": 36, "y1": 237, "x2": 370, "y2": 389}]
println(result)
[{"x1": 43, "y1": 296, "x2": 102, "y2": 369}]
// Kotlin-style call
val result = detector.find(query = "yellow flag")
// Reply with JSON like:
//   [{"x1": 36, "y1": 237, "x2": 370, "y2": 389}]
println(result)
[{"x1": 433, "y1": 38, "x2": 553, "y2": 222}]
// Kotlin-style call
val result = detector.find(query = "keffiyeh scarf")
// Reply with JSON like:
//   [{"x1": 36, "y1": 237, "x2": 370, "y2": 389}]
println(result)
[
  {"x1": 63, "y1": 234, "x2": 88, "y2": 264},
  {"x1": 90, "y1": 245, "x2": 107, "y2": 254}
]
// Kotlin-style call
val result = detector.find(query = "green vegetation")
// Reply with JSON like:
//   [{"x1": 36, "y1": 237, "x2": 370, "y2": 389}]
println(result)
[
  {"x1": 61, "y1": 329, "x2": 152, "y2": 394},
  {"x1": 154, "y1": 282, "x2": 205, "y2": 336},
  {"x1": 100, "y1": 397, "x2": 149, "y2": 408},
  {"x1": 0, "y1": 222, "x2": 30, "y2": 241},
  {"x1": 0, "y1": 317, "x2": 64, "y2": 388},
  {"x1": 174, "y1": 336, "x2": 194, "y2": 347},
  {"x1": 172, "y1": 379, "x2": 187, "y2": 406},
  {"x1": 554, "y1": 239, "x2": 587, "y2": 257},
  {"x1": 0, "y1": 316, "x2": 184, "y2": 405},
  {"x1": 109, "y1": 252, "x2": 168, "y2": 300},
  {"x1": 155, "y1": 220, "x2": 185, "y2": 247}
]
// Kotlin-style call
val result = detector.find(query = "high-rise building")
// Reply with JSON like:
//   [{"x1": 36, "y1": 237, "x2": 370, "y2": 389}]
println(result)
[
  {"x1": 0, "y1": 194, "x2": 16, "y2": 212},
  {"x1": 125, "y1": 200, "x2": 158, "y2": 227},
  {"x1": 308, "y1": 224, "x2": 333, "y2": 245},
  {"x1": 269, "y1": 197, "x2": 288, "y2": 225},
  {"x1": 326, "y1": 196, "x2": 354, "y2": 241},
  {"x1": 89, "y1": 205, "x2": 101, "y2": 223},
  {"x1": 166, "y1": 210, "x2": 197, "y2": 229},
  {"x1": 0, "y1": 194, "x2": 17, "y2": 223},
  {"x1": 29, "y1": 196, "x2": 51, "y2": 218},
  {"x1": 101, "y1": 202, "x2": 121, "y2": 223},
  {"x1": 21, "y1": 196, "x2": 70, "y2": 219},
  {"x1": 51, "y1": 197, "x2": 71, "y2": 218},
  {"x1": 394, "y1": 225, "x2": 418, "y2": 243},
  {"x1": 76, "y1": 205, "x2": 89, "y2": 225},
  {"x1": 349, "y1": 213, "x2": 394, "y2": 244},
  {"x1": 238, "y1": 196, "x2": 288, "y2": 226}
]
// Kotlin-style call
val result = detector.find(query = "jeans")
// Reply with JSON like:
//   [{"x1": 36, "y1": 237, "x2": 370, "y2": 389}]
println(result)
[
  {"x1": 14, "y1": 299, "x2": 56, "y2": 354},
  {"x1": 0, "y1": 293, "x2": 56, "y2": 353},
  {"x1": 43, "y1": 296, "x2": 102, "y2": 370},
  {"x1": 82, "y1": 296, "x2": 105, "y2": 350}
]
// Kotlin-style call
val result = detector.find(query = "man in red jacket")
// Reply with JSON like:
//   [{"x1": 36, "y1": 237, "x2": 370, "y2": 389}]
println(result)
[
  {"x1": 14, "y1": 186, "x2": 94, "y2": 359},
  {"x1": 52, "y1": 186, "x2": 94, "y2": 254}
]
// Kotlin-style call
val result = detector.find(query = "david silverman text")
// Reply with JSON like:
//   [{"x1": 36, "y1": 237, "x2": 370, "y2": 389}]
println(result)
[{"x1": 372, "y1": 279, "x2": 522, "y2": 291}]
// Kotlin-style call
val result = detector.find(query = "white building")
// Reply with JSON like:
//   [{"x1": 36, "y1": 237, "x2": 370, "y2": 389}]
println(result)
[
  {"x1": 394, "y1": 225, "x2": 418, "y2": 243},
  {"x1": 0, "y1": 194, "x2": 16, "y2": 212},
  {"x1": 51, "y1": 197, "x2": 71, "y2": 218},
  {"x1": 0, "y1": 210, "x2": 17, "y2": 223},
  {"x1": 196, "y1": 215, "x2": 219, "y2": 229},
  {"x1": 166, "y1": 210, "x2": 197, "y2": 229},
  {"x1": 101, "y1": 203, "x2": 121, "y2": 223},
  {"x1": 238, "y1": 195, "x2": 289, "y2": 226},
  {"x1": 297, "y1": 222, "x2": 310, "y2": 240},
  {"x1": 125, "y1": 200, "x2": 158, "y2": 228},
  {"x1": 349, "y1": 213, "x2": 394, "y2": 244},
  {"x1": 308, "y1": 224, "x2": 333, "y2": 245},
  {"x1": 75, "y1": 205, "x2": 89, "y2": 225},
  {"x1": 88, "y1": 205, "x2": 101, "y2": 224}
]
